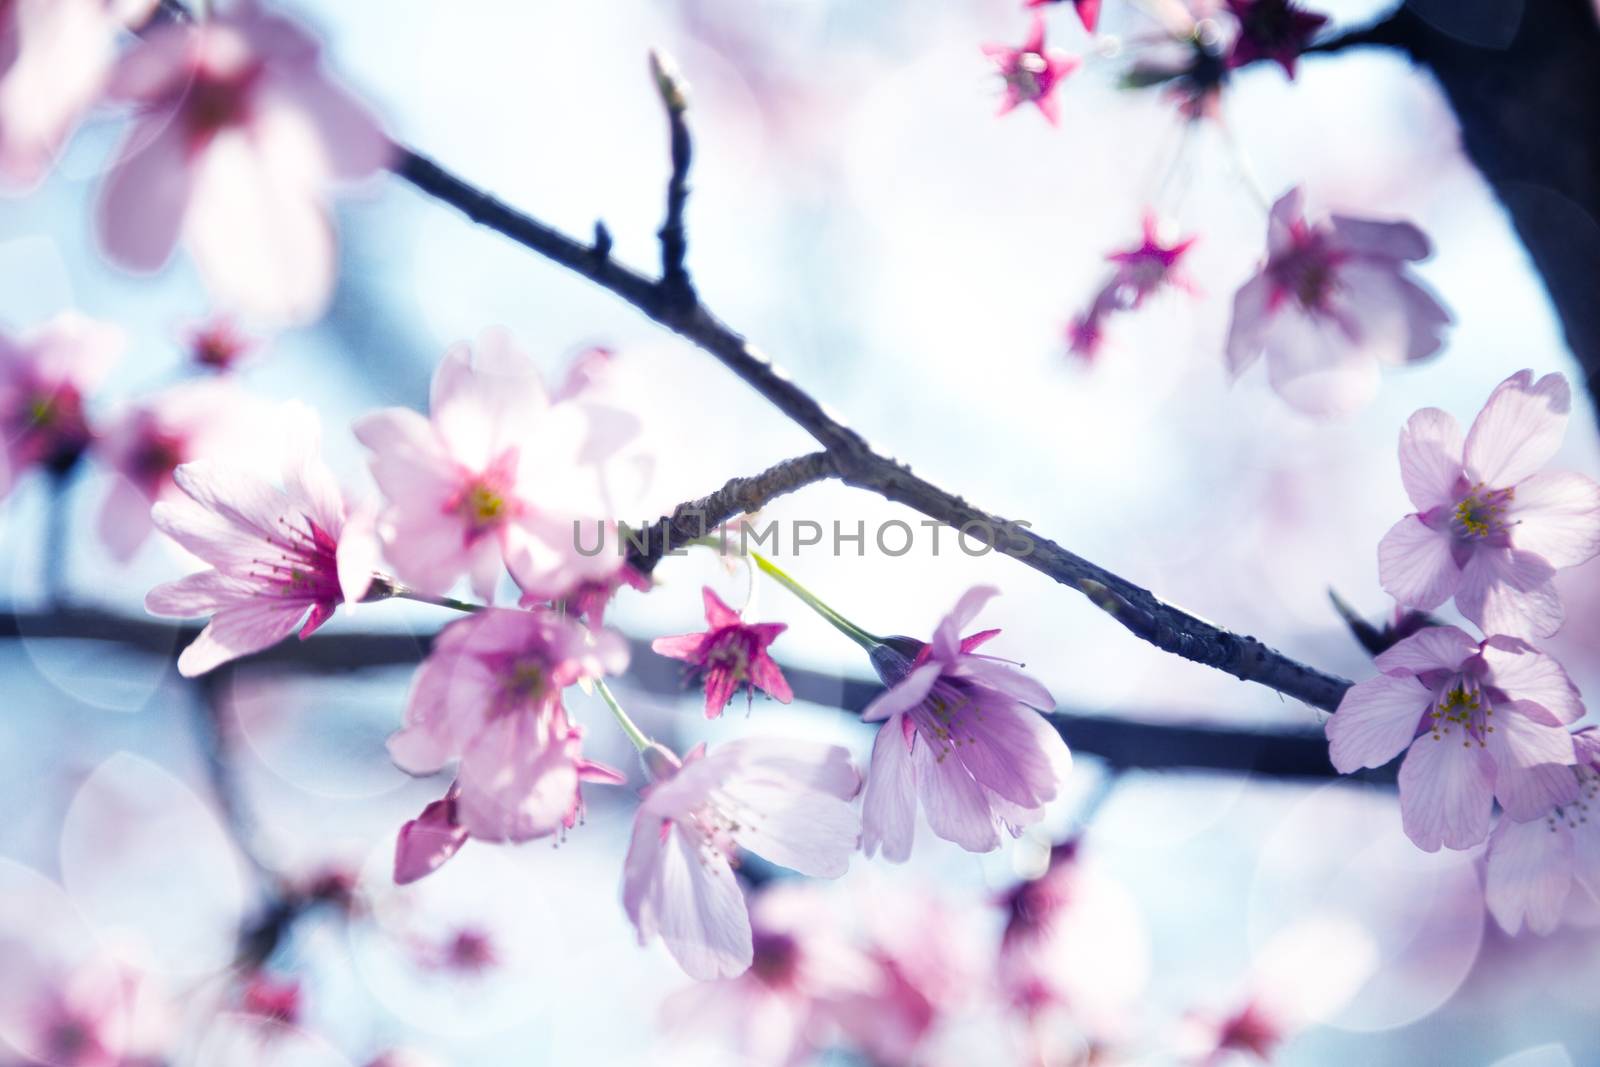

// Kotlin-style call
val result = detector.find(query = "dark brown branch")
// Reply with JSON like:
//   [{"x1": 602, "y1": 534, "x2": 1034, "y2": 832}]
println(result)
[
  {"x1": 391, "y1": 148, "x2": 1354, "y2": 712},
  {"x1": 624, "y1": 451, "x2": 838, "y2": 575},
  {"x1": 0, "y1": 606, "x2": 1359, "y2": 782},
  {"x1": 650, "y1": 51, "x2": 695, "y2": 307}
]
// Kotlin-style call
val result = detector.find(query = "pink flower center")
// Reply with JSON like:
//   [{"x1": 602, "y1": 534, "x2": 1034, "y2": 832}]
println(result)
[
  {"x1": 1427, "y1": 678, "x2": 1493, "y2": 746},
  {"x1": 1216, "y1": 1002, "x2": 1280, "y2": 1058},
  {"x1": 7, "y1": 386, "x2": 90, "y2": 466},
  {"x1": 444, "y1": 928, "x2": 498, "y2": 974},
  {"x1": 182, "y1": 66, "x2": 259, "y2": 146},
  {"x1": 749, "y1": 931, "x2": 801, "y2": 988},
  {"x1": 129, "y1": 428, "x2": 187, "y2": 492},
  {"x1": 1269, "y1": 232, "x2": 1342, "y2": 313},
  {"x1": 446, "y1": 450, "x2": 521, "y2": 541},
  {"x1": 1005, "y1": 52, "x2": 1051, "y2": 100},
  {"x1": 255, "y1": 515, "x2": 342, "y2": 602},
  {"x1": 705, "y1": 629, "x2": 755, "y2": 680},
  {"x1": 911, "y1": 680, "x2": 981, "y2": 762},
  {"x1": 1450, "y1": 484, "x2": 1514, "y2": 540}
]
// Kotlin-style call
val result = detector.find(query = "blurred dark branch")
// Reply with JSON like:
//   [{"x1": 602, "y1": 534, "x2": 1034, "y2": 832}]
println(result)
[
  {"x1": 649, "y1": 50, "x2": 695, "y2": 308},
  {"x1": 1298, "y1": 0, "x2": 1600, "y2": 421},
  {"x1": 390, "y1": 131, "x2": 1354, "y2": 711},
  {"x1": 0, "y1": 605, "x2": 1362, "y2": 782}
]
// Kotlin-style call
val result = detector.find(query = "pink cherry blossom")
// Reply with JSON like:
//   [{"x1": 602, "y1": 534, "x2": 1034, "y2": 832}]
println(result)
[
  {"x1": 1378, "y1": 371, "x2": 1600, "y2": 639},
  {"x1": 354, "y1": 329, "x2": 636, "y2": 604},
  {"x1": 0, "y1": 0, "x2": 154, "y2": 187},
  {"x1": 1326, "y1": 625, "x2": 1584, "y2": 852},
  {"x1": 1024, "y1": 0, "x2": 1102, "y2": 33},
  {"x1": 95, "y1": 1, "x2": 392, "y2": 323},
  {"x1": 622, "y1": 737, "x2": 861, "y2": 980},
  {"x1": 1225, "y1": 187, "x2": 1451, "y2": 416},
  {"x1": 860, "y1": 586, "x2": 1070, "y2": 861},
  {"x1": 386, "y1": 607, "x2": 628, "y2": 846},
  {"x1": 143, "y1": 408, "x2": 379, "y2": 676},
  {"x1": 187, "y1": 317, "x2": 256, "y2": 372},
  {"x1": 0, "y1": 950, "x2": 167, "y2": 1067},
  {"x1": 1, "y1": 313, "x2": 122, "y2": 497},
  {"x1": 652, "y1": 586, "x2": 794, "y2": 718},
  {"x1": 393, "y1": 782, "x2": 470, "y2": 886},
  {"x1": 1224, "y1": 0, "x2": 1329, "y2": 78},
  {"x1": 545, "y1": 562, "x2": 651, "y2": 629},
  {"x1": 1069, "y1": 213, "x2": 1198, "y2": 361},
  {"x1": 94, "y1": 378, "x2": 263, "y2": 561},
  {"x1": 1484, "y1": 728, "x2": 1600, "y2": 936},
  {"x1": 982, "y1": 16, "x2": 1079, "y2": 126}
]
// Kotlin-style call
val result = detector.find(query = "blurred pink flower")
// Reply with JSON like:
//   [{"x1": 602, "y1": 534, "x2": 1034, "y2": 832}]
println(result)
[
  {"x1": 0, "y1": 312, "x2": 122, "y2": 496},
  {"x1": 982, "y1": 16, "x2": 1079, "y2": 125},
  {"x1": 94, "y1": 1, "x2": 392, "y2": 322},
  {"x1": 1224, "y1": 0, "x2": 1328, "y2": 78},
  {"x1": 622, "y1": 738, "x2": 861, "y2": 979},
  {"x1": 94, "y1": 378, "x2": 261, "y2": 561},
  {"x1": 237, "y1": 974, "x2": 299, "y2": 1026},
  {"x1": 386, "y1": 607, "x2": 628, "y2": 845},
  {"x1": 1378, "y1": 371, "x2": 1600, "y2": 639},
  {"x1": 0, "y1": 950, "x2": 167, "y2": 1067},
  {"x1": 1070, "y1": 213, "x2": 1198, "y2": 361},
  {"x1": 652, "y1": 586, "x2": 794, "y2": 718},
  {"x1": 860, "y1": 586, "x2": 1069, "y2": 861},
  {"x1": 543, "y1": 562, "x2": 651, "y2": 629},
  {"x1": 393, "y1": 782, "x2": 470, "y2": 886},
  {"x1": 1327, "y1": 625, "x2": 1584, "y2": 851},
  {"x1": 0, "y1": 0, "x2": 154, "y2": 187},
  {"x1": 355, "y1": 329, "x2": 634, "y2": 603},
  {"x1": 187, "y1": 317, "x2": 256, "y2": 372},
  {"x1": 144, "y1": 408, "x2": 379, "y2": 676},
  {"x1": 1024, "y1": 0, "x2": 1102, "y2": 33},
  {"x1": 1484, "y1": 727, "x2": 1600, "y2": 936},
  {"x1": 1225, "y1": 187, "x2": 1450, "y2": 416}
]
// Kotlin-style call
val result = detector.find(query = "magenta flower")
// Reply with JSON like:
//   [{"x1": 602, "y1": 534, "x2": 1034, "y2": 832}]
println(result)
[
  {"x1": 393, "y1": 782, "x2": 471, "y2": 886},
  {"x1": 622, "y1": 737, "x2": 861, "y2": 979},
  {"x1": 0, "y1": 0, "x2": 152, "y2": 187},
  {"x1": 144, "y1": 410, "x2": 379, "y2": 676},
  {"x1": 1484, "y1": 728, "x2": 1600, "y2": 936},
  {"x1": 1070, "y1": 213, "x2": 1198, "y2": 361},
  {"x1": 1024, "y1": 0, "x2": 1102, "y2": 33},
  {"x1": 1378, "y1": 371, "x2": 1600, "y2": 640},
  {"x1": 1224, "y1": 0, "x2": 1329, "y2": 78},
  {"x1": 387, "y1": 607, "x2": 628, "y2": 845},
  {"x1": 355, "y1": 329, "x2": 634, "y2": 604},
  {"x1": 1326, "y1": 625, "x2": 1584, "y2": 852},
  {"x1": 95, "y1": 1, "x2": 392, "y2": 322},
  {"x1": 860, "y1": 586, "x2": 1070, "y2": 861},
  {"x1": 1226, "y1": 187, "x2": 1451, "y2": 416},
  {"x1": 652, "y1": 587, "x2": 794, "y2": 719},
  {"x1": 1, "y1": 313, "x2": 122, "y2": 496},
  {"x1": 94, "y1": 379, "x2": 261, "y2": 561},
  {"x1": 982, "y1": 16, "x2": 1079, "y2": 125}
]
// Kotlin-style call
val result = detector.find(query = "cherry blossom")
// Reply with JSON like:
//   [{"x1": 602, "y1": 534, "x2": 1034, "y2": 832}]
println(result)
[
  {"x1": 94, "y1": 378, "x2": 263, "y2": 561},
  {"x1": 143, "y1": 406, "x2": 380, "y2": 676},
  {"x1": 1483, "y1": 728, "x2": 1600, "y2": 936},
  {"x1": 622, "y1": 738, "x2": 861, "y2": 979},
  {"x1": 1, "y1": 313, "x2": 122, "y2": 497},
  {"x1": 1224, "y1": 0, "x2": 1329, "y2": 78},
  {"x1": 1326, "y1": 625, "x2": 1584, "y2": 852},
  {"x1": 0, "y1": 950, "x2": 168, "y2": 1067},
  {"x1": 355, "y1": 329, "x2": 634, "y2": 604},
  {"x1": 386, "y1": 607, "x2": 628, "y2": 846},
  {"x1": 651, "y1": 586, "x2": 794, "y2": 718},
  {"x1": 0, "y1": 0, "x2": 154, "y2": 187},
  {"x1": 982, "y1": 16, "x2": 1079, "y2": 126},
  {"x1": 1379, "y1": 371, "x2": 1600, "y2": 640},
  {"x1": 1225, "y1": 187, "x2": 1451, "y2": 416},
  {"x1": 95, "y1": 1, "x2": 392, "y2": 322},
  {"x1": 1070, "y1": 213, "x2": 1198, "y2": 360},
  {"x1": 860, "y1": 586, "x2": 1070, "y2": 861}
]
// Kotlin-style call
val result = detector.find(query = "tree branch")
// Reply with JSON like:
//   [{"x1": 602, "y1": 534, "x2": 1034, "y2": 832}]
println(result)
[
  {"x1": 649, "y1": 50, "x2": 695, "y2": 307},
  {"x1": 0, "y1": 605, "x2": 1358, "y2": 782},
  {"x1": 624, "y1": 451, "x2": 839, "y2": 575},
  {"x1": 390, "y1": 145, "x2": 1354, "y2": 712}
]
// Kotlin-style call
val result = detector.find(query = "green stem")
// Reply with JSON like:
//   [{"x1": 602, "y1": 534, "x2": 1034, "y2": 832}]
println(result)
[
  {"x1": 747, "y1": 551, "x2": 881, "y2": 651},
  {"x1": 595, "y1": 679, "x2": 651, "y2": 752},
  {"x1": 379, "y1": 582, "x2": 482, "y2": 614}
]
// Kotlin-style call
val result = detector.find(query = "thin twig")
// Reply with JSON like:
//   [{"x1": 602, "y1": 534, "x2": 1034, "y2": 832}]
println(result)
[{"x1": 650, "y1": 50, "x2": 695, "y2": 307}]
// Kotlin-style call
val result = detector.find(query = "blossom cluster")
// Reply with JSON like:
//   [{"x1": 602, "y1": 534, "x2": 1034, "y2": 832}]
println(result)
[{"x1": 1328, "y1": 370, "x2": 1600, "y2": 934}]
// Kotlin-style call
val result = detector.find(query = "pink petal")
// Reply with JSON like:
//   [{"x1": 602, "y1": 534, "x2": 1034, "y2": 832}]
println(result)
[
  {"x1": 957, "y1": 657, "x2": 1054, "y2": 711},
  {"x1": 723, "y1": 779, "x2": 860, "y2": 878},
  {"x1": 335, "y1": 501, "x2": 378, "y2": 604},
  {"x1": 914, "y1": 736, "x2": 1001, "y2": 853},
  {"x1": 1486, "y1": 815, "x2": 1573, "y2": 936},
  {"x1": 145, "y1": 568, "x2": 248, "y2": 617},
  {"x1": 1325, "y1": 673, "x2": 1429, "y2": 772},
  {"x1": 1267, "y1": 188, "x2": 1306, "y2": 254},
  {"x1": 95, "y1": 116, "x2": 194, "y2": 272},
  {"x1": 717, "y1": 737, "x2": 861, "y2": 799},
  {"x1": 98, "y1": 477, "x2": 156, "y2": 562},
  {"x1": 1377, "y1": 515, "x2": 1460, "y2": 610},
  {"x1": 950, "y1": 701, "x2": 1066, "y2": 808},
  {"x1": 861, "y1": 715, "x2": 918, "y2": 862},
  {"x1": 262, "y1": 65, "x2": 392, "y2": 181},
  {"x1": 1329, "y1": 215, "x2": 1430, "y2": 261},
  {"x1": 1397, "y1": 407, "x2": 1464, "y2": 512},
  {"x1": 1464, "y1": 370, "x2": 1570, "y2": 489},
  {"x1": 1074, "y1": 0, "x2": 1102, "y2": 32},
  {"x1": 650, "y1": 632, "x2": 705, "y2": 662},
  {"x1": 1261, "y1": 310, "x2": 1381, "y2": 417},
  {"x1": 642, "y1": 822, "x2": 753, "y2": 980},
  {"x1": 702, "y1": 666, "x2": 737, "y2": 719},
  {"x1": 1392, "y1": 275, "x2": 1452, "y2": 363},
  {"x1": 1372, "y1": 624, "x2": 1477, "y2": 676},
  {"x1": 1398, "y1": 735, "x2": 1495, "y2": 852},
  {"x1": 931, "y1": 585, "x2": 999, "y2": 662},
  {"x1": 1456, "y1": 547, "x2": 1561, "y2": 639},
  {"x1": 1487, "y1": 710, "x2": 1578, "y2": 820},
  {"x1": 1223, "y1": 272, "x2": 1273, "y2": 377},
  {"x1": 1480, "y1": 637, "x2": 1584, "y2": 724},
  {"x1": 176, "y1": 599, "x2": 309, "y2": 676},
  {"x1": 749, "y1": 653, "x2": 793, "y2": 704},
  {"x1": 701, "y1": 586, "x2": 741, "y2": 629},
  {"x1": 861, "y1": 662, "x2": 941, "y2": 723},
  {"x1": 1507, "y1": 470, "x2": 1600, "y2": 569},
  {"x1": 393, "y1": 797, "x2": 468, "y2": 885},
  {"x1": 454, "y1": 711, "x2": 580, "y2": 843},
  {"x1": 386, "y1": 644, "x2": 500, "y2": 774}
]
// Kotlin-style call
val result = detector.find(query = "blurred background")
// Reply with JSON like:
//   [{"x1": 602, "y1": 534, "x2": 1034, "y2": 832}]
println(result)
[{"x1": 2, "y1": 0, "x2": 1598, "y2": 1064}]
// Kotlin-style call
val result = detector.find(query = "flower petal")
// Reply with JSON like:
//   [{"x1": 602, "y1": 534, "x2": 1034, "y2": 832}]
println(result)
[
  {"x1": 176, "y1": 599, "x2": 308, "y2": 676},
  {"x1": 861, "y1": 714, "x2": 917, "y2": 862},
  {"x1": 914, "y1": 736, "x2": 1000, "y2": 853},
  {"x1": 1397, "y1": 407, "x2": 1464, "y2": 512},
  {"x1": 1326, "y1": 672, "x2": 1430, "y2": 772},
  {"x1": 1456, "y1": 547, "x2": 1560, "y2": 639},
  {"x1": 1372, "y1": 624, "x2": 1477, "y2": 676},
  {"x1": 1480, "y1": 637, "x2": 1585, "y2": 724},
  {"x1": 1507, "y1": 470, "x2": 1600, "y2": 569},
  {"x1": 1464, "y1": 370, "x2": 1570, "y2": 489},
  {"x1": 1398, "y1": 735, "x2": 1495, "y2": 852},
  {"x1": 1377, "y1": 515, "x2": 1460, "y2": 610},
  {"x1": 861, "y1": 662, "x2": 940, "y2": 723},
  {"x1": 1486, "y1": 815, "x2": 1573, "y2": 936}
]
